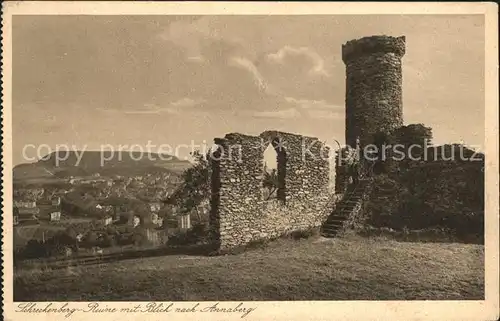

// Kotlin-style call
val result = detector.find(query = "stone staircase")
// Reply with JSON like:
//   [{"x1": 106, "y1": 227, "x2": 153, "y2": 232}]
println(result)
[{"x1": 321, "y1": 179, "x2": 371, "y2": 237}]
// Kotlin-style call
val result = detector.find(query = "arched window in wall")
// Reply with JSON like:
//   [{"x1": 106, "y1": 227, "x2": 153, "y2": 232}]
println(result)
[{"x1": 262, "y1": 137, "x2": 286, "y2": 204}]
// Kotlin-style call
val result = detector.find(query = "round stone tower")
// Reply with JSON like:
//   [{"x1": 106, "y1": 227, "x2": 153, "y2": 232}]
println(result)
[{"x1": 342, "y1": 35, "x2": 406, "y2": 148}]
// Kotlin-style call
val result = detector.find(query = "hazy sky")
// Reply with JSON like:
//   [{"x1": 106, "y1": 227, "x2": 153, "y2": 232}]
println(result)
[{"x1": 12, "y1": 15, "x2": 485, "y2": 165}]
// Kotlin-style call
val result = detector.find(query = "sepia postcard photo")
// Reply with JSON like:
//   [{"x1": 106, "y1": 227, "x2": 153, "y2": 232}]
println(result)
[{"x1": 2, "y1": 2, "x2": 499, "y2": 320}]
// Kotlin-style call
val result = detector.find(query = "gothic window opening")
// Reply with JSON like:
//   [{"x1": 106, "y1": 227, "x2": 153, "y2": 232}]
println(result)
[{"x1": 262, "y1": 138, "x2": 286, "y2": 204}]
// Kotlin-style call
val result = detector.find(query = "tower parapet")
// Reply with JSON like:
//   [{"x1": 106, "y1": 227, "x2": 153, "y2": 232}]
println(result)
[
  {"x1": 342, "y1": 35, "x2": 406, "y2": 64},
  {"x1": 342, "y1": 35, "x2": 406, "y2": 148}
]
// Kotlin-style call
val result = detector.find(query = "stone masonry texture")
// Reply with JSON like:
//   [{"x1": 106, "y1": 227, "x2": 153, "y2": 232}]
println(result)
[
  {"x1": 209, "y1": 131, "x2": 331, "y2": 252},
  {"x1": 343, "y1": 35, "x2": 406, "y2": 148},
  {"x1": 208, "y1": 35, "x2": 406, "y2": 253}
]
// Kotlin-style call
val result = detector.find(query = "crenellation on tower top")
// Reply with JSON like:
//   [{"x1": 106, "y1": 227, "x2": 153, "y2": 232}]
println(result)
[{"x1": 342, "y1": 35, "x2": 406, "y2": 65}]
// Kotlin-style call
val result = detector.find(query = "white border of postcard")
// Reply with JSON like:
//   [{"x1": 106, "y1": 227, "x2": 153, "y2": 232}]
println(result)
[{"x1": 2, "y1": 2, "x2": 499, "y2": 321}]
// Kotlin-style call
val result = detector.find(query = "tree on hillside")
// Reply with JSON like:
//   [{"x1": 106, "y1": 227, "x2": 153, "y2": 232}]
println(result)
[
  {"x1": 427, "y1": 144, "x2": 484, "y2": 162},
  {"x1": 366, "y1": 157, "x2": 484, "y2": 240},
  {"x1": 391, "y1": 124, "x2": 433, "y2": 161},
  {"x1": 263, "y1": 168, "x2": 279, "y2": 200},
  {"x1": 129, "y1": 202, "x2": 151, "y2": 217},
  {"x1": 83, "y1": 231, "x2": 100, "y2": 248},
  {"x1": 369, "y1": 123, "x2": 434, "y2": 174},
  {"x1": 164, "y1": 150, "x2": 210, "y2": 215},
  {"x1": 392, "y1": 124, "x2": 433, "y2": 145}
]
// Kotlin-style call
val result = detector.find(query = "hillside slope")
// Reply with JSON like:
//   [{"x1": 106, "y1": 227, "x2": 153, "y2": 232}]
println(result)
[
  {"x1": 13, "y1": 151, "x2": 192, "y2": 182},
  {"x1": 15, "y1": 236, "x2": 484, "y2": 301}
]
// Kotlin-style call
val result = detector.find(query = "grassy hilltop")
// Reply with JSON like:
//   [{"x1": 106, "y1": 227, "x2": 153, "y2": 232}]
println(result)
[{"x1": 15, "y1": 235, "x2": 484, "y2": 301}]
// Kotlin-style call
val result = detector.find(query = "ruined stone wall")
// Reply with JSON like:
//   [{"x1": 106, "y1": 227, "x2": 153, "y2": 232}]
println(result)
[
  {"x1": 210, "y1": 131, "x2": 332, "y2": 252},
  {"x1": 260, "y1": 131, "x2": 330, "y2": 204},
  {"x1": 343, "y1": 35, "x2": 406, "y2": 148},
  {"x1": 209, "y1": 133, "x2": 264, "y2": 249}
]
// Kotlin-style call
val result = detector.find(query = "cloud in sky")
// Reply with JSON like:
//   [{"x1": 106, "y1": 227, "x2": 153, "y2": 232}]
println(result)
[
  {"x1": 12, "y1": 15, "x2": 485, "y2": 165},
  {"x1": 267, "y1": 46, "x2": 330, "y2": 77},
  {"x1": 307, "y1": 109, "x2": 344, "y2": 120},
  {"x1": 253, "y1": 108, "x2": 302, "y2": 119},
  {"x1": 170, "y1": 97, "x2": 206, "y2": 107},
  {"x1": 96, "y1": 98, "x2": 206, "y2": 115},
  {"x1": 186, "y1": 55, "x2": 206, "y2": 63},
  {"x1": 285, "y1": 97, "x2": 343, "y2": 111},
  {"x1": 249, "y1": 97, "x2": 344, "y2": 120},
  {"x1": 228, "y1": 57, "x2": 269, "y2": 92}
]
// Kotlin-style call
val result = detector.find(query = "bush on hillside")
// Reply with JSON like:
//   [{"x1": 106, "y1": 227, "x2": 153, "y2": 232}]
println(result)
[
  {"x1": 167, "y1": 223, "x2": 210, "y2": 246},
  {"x1": 362, "y1": 124, "x2": 484, "y2": 243},
  {"x1": 365, "y1": 162, "x2": 484, "y2": 241}
]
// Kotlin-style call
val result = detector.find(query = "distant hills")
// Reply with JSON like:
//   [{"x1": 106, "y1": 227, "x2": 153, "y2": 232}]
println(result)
[
  {"x1": 13, "y1": 150, "x2": 192, "y2": 184},
  {"x1": 13, "y1": 144, "x2": 483, "y2": 185}
]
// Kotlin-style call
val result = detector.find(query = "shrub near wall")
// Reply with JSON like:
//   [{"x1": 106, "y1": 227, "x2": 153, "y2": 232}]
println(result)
[{"x1": 365, "y1": 159, "x2": 484, "y2": 243}]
